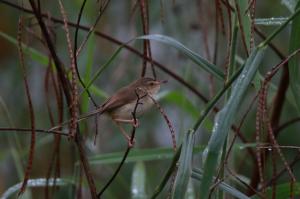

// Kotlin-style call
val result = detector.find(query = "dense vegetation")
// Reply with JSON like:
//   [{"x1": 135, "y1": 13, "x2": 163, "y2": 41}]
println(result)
[{"x1": 0, "y1": 0, "x2": 300, "y2": 198}]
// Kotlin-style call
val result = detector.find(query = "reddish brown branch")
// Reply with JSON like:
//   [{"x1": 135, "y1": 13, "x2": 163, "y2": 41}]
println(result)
[
  {"x1": 249, "y1": 48, "x2": 300, "y2": 195},
  {"x1": 138, "y1": 0, "x2": 156, "y2": 79},
  {"x1": 27, "y1": 1, "x2": 98, "y2": 198},
  {"x1": 44, "y1": 59, "x2": 63, "y2": 198},
  {"x1": 249, "y1": 0, "x2": 256, "y2": 52},
  {"x1": 17, "y1": 17, "x2": 36, "y2": 196},
  {"x1": 0, "y1": 127, "x2": 67, "y2": 136},
  {"x1": 148, "y1": 95, "x2": 177, "y2": 151},
  {"x1": 139, "y1": 0, "x2": 148, "y2": 77},
  {"x1": 58, "y1": 0, "x2": 79, "y2": 139}
]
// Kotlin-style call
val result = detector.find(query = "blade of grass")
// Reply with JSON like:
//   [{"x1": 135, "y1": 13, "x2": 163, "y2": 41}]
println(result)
[
  {"x1": 136, "y1": 34, "x2": 225, "y2": 80},
  {"x1": 192, "y1": 169, "x2": 250, "y2": 199},
  {"x1": 150, "y1": 56, "x2": 246, "y2": 198},
  {"x1": 83, "y1": 45, "x2": 123, "y2": 94},
  {"x1": 185, "y1": 180, "x2": 196, "y2": 199},
  {"x1": 193, "y1": 63, "x2": 244, "y2": 131},
  {"x1": 255, "y1": 17, "x2": 288, "y2": 26},
  {"x1": 281, "y1": 0, "x2": 297, "y2": 13},
  {"x1": 88, "y1": 146, "x2": 203, "y2": 165},
  {"x1": 0, "y1": 178, "x2": 74, "y2": 199},
  {"x1": 171, "y1": 131, "x2": 195, "y2": 199},
  {"x1": 288, "y1": 0, "x2": 300, "y2": 113},
  {"x1": 259, "y1": 6, "x2": 300, "y2": 47},
  {"x1": 199, "y1": 47, "x2": 265, "y2": 199},
  {"x1": 131, "y1": 162, "x2": 147, "y2": 199},
  {"x1": 83, "y1": 34, "x2": 226, "y2": 95}
]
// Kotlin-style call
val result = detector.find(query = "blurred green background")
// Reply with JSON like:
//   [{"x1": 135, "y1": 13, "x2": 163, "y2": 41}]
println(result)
[{"x1": 0, "y1": 0, "x2": 300, "y2": 198}]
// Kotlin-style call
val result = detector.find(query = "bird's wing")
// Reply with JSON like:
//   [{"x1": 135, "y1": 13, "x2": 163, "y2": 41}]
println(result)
[{"x1": 101, "y1": 86, "x2": 137, "y2": 112}]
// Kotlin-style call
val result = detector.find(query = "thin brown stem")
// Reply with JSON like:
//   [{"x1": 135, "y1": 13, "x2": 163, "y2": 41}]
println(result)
[
  {"x1": 97, "y1": 89, "x2": 147, "y2": 198},
  {"x1": 17, "y1": 17, "x2": 36, "y2": 196}
]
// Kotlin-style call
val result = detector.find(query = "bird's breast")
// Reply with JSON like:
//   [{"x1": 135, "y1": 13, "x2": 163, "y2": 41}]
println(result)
[{"x1": 109, "y1": 96, "x2": 154, "y2": 119}]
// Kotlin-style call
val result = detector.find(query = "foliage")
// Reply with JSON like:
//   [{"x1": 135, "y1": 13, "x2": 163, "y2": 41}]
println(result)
[{"x1": 0, "y1": 0, "x2": 300, "y2": 198}]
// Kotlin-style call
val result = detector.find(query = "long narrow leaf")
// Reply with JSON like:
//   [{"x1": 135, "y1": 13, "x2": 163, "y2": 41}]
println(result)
[
  {"x1": 260, "y1": 6, "x2": 300, "y2": 47},
  {"x1": 281, "y1": 0, "x2": 297, "y2": 12},
  {"x1": 131, "y1": 162, "x2": 147, "y2": 199},
  {"x1": 199, "y1": 47, "x2": 265, "y2": 198},
  {"x1": 0, "y1": 178, "x2": 74, "y2": 199},
  {"x1": 255, "y1": 17, "x2": 288, "y2": 26},
  {"x1": 136, "y1": 34, "x2": 225, "y2": 80},
  {"x1": 192, "y1": 169, "x2": 250, "y2": 199},
  {"x1": 288, "y1": 0, "x2": 300, "y2": 113},
  {"x1": 88, "y1": 146, "x2": 203, "y2": 165},
  {"x1": 172, "y1": 131, "x2": 195, "y2": 199}
]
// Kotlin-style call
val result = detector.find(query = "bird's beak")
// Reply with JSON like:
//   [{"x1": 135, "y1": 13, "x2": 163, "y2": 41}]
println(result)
[{"x1": 157, "y1": 80, "x2": 168, "y2": 84}]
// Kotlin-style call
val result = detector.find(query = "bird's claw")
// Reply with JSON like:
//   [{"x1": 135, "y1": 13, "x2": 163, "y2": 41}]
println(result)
[
  {"x1": 132, "y1": 119, "x2": 139, "y2": 128},
  {"x1": 127, "y1": 137, "x2": 136, "y2": 148}
]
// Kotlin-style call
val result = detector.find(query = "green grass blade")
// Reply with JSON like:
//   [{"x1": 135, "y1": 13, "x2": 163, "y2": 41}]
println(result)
[
  {"x1": 192, "y1": 169, "x2": 250, "y2": 199},
  {"x1": 260, "y1": 6, "x2": 300, "y2": 47},
  {"x1": 131, "y1": 162, "x2": 147, "y2": 199},
  {"x1": 84, "y1": 33, "x2": 226, "y2": 93},
  {"x1": 84, "y1": 46, "x2": 123, "y2": 93},
  {"x1": 255, "y1": 17, "x2": 288, "y2": 26},
  {"x1": 199, "y1": 47, "x2": 265, "y2": 199},
  {"x1": 136, "y1": 34, "x2": 225, "y2": 80},
  {"x1": 281, "y1": 0, "x2": 297, "y2": 12},
  {"x1": 288, "y1": 0, "x2": 300, "y2": 113},
  {"x1": 172, "y1": 131, "x2": 195, "y2": 199},
  {"x1": 193, "y1": 64, "x2": 244, "y2": 131},
  {"x1": 88, "y1": 146, "x2": 203, "y2": 165},
  {"x1": 185, "y1": 180, "x2": 196, "y2": 199},
  {"x1": 89, "y1": 84, "x2": 108, "y2": 99},
  {"x1": 0, "y1": 178, "x2": 74, "y2": 199}
]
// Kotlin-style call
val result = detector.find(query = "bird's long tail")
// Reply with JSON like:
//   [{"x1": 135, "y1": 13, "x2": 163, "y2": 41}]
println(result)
[{"x1": 48, "y1": 108, "x2": 104, "y2": 132}]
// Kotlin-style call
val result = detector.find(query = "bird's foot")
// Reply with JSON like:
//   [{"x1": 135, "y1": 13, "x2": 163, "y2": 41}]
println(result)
[
  {"x1": 132, "y1": 119, "x2": 139, "y2": 128},
  {"x1": 126, "y1": 136, "x2": 136, "y2": 148}
]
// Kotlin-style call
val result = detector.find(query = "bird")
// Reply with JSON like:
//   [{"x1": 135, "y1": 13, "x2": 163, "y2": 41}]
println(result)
[
  {"x1": 96, "y1": 77, "x2": 166, "y2": 146},
  {"x1": 49, "y1": 77, "x2": 166, "y2": 146}
]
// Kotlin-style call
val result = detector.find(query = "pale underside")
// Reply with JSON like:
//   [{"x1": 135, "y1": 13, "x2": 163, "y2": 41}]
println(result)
[{"x1": 108, "y1": 96, "x2": 154, "y2": 120}]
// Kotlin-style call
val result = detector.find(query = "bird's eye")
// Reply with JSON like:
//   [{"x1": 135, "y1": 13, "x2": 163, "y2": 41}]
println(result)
[{"x1": 147, "y1": 81, "x2": 153, "y2": 85}]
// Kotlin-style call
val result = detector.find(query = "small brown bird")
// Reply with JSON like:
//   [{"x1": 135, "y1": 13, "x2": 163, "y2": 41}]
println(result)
[
  {"x1": 98, "y1": 77, "x2": 165, "y2": 146},
  {"x1": 50, "y1": 77, "x2": 166, "y2": 146}
]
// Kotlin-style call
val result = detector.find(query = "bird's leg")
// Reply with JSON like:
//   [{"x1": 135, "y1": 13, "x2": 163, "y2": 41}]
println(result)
[
  {"x1": 113, "y1": 118, "x2": 139, "y2": 128},
  {"x1": 114, "y1": 121, "x2": 135, "y2": 147}
]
